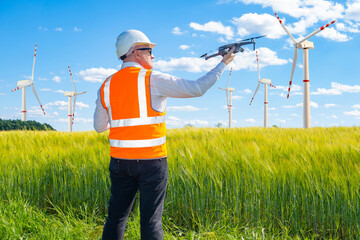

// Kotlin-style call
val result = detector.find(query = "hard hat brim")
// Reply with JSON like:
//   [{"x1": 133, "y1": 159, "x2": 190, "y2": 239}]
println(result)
[{"x1": 133, "y1": 42, "x2": 156, "y2": 49}]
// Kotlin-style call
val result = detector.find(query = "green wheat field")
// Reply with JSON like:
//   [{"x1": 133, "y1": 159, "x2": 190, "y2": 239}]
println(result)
[{"x1": 0, "y1": 127, "x2": 359, "y2": 239}]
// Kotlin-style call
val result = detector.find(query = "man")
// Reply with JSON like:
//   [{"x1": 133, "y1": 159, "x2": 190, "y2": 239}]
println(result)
[{"x1": 94, "y1": 29, "x2": 235, "y2": 240}]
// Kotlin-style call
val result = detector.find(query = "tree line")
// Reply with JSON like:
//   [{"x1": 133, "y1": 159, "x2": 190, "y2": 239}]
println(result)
[{"x1": 0, "y1": 119, "x2": 55, "y2": 131}]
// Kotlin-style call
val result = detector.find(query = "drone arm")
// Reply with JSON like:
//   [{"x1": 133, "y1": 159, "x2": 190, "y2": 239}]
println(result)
[{"x1": 205, "y1": 52, "x2": 222, "y2": 60}]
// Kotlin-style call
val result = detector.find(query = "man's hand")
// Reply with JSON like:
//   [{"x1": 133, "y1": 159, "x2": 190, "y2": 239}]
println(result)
[{"x1": 221, "y1": 47, "x2": 235, "y2": 65}]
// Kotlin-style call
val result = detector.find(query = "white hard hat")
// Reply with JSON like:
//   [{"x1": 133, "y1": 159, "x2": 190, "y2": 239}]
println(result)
[{"x1": 115, "y1": 30, "x2": 156, "y2": 60}]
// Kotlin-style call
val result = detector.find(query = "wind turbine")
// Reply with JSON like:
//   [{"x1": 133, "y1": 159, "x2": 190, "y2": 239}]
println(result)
[
  {"x1": 275, "y1": 12, "x2": 335, "y2": 128},
  {"x1": 219, "y1": 68, "x2": 235, "y2": 128},
  {"x1": 249, "y1": 51, "x2": 276, "y2": 128},
  {"x1": 64, "y1": 66, "x2": 87, "y2": 132},
  {"x1": 11, "y1": 44, "x2": 46, "y2": 121}
]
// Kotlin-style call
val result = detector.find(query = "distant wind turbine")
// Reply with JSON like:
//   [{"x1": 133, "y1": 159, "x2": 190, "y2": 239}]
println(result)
[
  {"x1": 249, "y1": 51, "x2": 276, "y2": 128},
  {"x1": 64, "y1": 66, "x2": 87, "y2": 132},
  {"x1": 275, "y1": 12, "x2": 335, "y2": 128},
  {"x1": 11, "y1": 44, "x2": 46, "y2": 121},
  {"x1": 219, "y1": 68, "x2": 235, "y2": 128}
]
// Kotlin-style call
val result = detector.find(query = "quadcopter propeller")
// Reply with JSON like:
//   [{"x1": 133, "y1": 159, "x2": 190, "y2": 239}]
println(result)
[{"x1": 239, "y1": 35, "x2": 267, "y2": 42}]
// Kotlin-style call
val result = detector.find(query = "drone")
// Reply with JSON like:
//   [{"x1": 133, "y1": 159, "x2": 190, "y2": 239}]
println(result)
[{"x1": 200, "y1": 35, "x2": 266, "y2": 60}]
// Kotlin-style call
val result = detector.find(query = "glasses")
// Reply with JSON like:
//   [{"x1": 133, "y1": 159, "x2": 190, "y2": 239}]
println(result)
[{"x1": 133, "y1": 48, "x2": 152, "y2": 56}]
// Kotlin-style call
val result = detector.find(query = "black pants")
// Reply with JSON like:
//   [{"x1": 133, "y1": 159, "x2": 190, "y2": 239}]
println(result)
[{"x1": 102, "y1": 157, "x2": 168, "y2": 240}]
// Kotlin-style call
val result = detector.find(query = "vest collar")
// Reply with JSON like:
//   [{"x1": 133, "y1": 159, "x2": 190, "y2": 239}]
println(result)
[{"x1": 121, "y1": 62, "x2": 144, "y2": 69}]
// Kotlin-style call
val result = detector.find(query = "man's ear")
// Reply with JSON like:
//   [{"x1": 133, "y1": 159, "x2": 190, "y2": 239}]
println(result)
[{"x1": 134, "y1": 50, "x2": 141, "y2": 60}]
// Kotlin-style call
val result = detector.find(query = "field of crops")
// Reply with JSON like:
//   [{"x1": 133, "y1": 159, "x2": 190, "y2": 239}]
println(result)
[{"x1": 0, "y1": 127, "x2": 359, "y2": 239}]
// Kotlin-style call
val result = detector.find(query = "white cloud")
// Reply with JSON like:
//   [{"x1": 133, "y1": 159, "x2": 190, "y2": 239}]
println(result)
[
  {"x1": 166, "y1": 116, "x2": 182, "y2": 127},
  {"x1": 79, "y1": 67, "x2": 117, "y2": 83},
  {"x1": 344, "y1": 109, "x2": 360, "y2": 116},
  {"x1": 283, "y1": 101, "x2": 318, "y2": 108},
  {"x1": 55, "y1": 90, "x2": 65, "y2": 94},
  {"x1": 227, "y1": 1, "x2": 353, "y2": 43},
  {"x1": 179, "y1": 45, "x2": 191, "y2": 50},
  {"x1": 155, "y1": 47, "x2": 287, "y2": 73},
  {"x1": 232, "y1": 95, "x2": 244, "y2": 100},
  {"x1": 154, "y1": 57, "x2": 219, "y2": 73},
  {"x1": 45, "y1": 101, "x2": 68, "y2": 110},
  {"x1": 336, "y1": 22, "x2": 360, "y2": 33},
  {"x1": 53, "y1": 112, "x2": 59, "y2": 116},
  {"x1": 277, "y1": 119, "x2": 286, "y2": 124},
  {"x1": 277, "y1": 84, "x2": 301, "y2": 93},
  {"x1": 172, "y1": 27, "x2": 186, "y2": 35},
  {"x1": 234, "y1": 0, "x2": 344, "y2": 23},
  {"x1": 244, "y1": 89, "x2": 252, "y2": 94},
  {"x1": 317, "y1": 27, "x2": 352, "y2": 42},
  {"x1": 217, "y1": 37, "x2": 227, "y2": 43},
  {"x1": 325, "y1": 103, "x2": 337, "y2": 108},
  {"x1": 312, "y1": 82, "x2": 360, "y2": 95},
  {"x1": 190, "y1": 21, "x2": 234, "y2": 40},
  {"x1": 74, "y1": 101, "x2": 89, "y2": 110},
  {"x1": 167, "y1": 105, "x2": 207, "y2": 111},
  {"x1": 232, "y1": 13, "x2": 285, "y2": 39},
  {"x1": 245, "y1": 118, "x2": 256, "y2": 122},
  {"x1": 184, "y1": 119, "x2": 209, "y2": 126},
  {"x1": 345, "y1": 1, "x2": 360, "y2": 21},
  {"x1": 55, "y1": 27, "x2": 63, "y2": 32},
  {"x1": 38, "y1": 26, "x2": 48, "y2": 31},
  {"x1": 74, "y1": 118, "x2": 92, "y2": 123},
  {"x1": 27, "y1": 106, "x2": 46, "y2": 117},
  {"x1": 330, "y1": 114, "x2": 338, "y2": 119},
  {"x1": 353, "y1": 104, "x2": 360, "y2": 109},
  {"x1": 74, "y1": 27, "x2": 82, "y2": 32},
  {"x1": 45, "y1": 100, "x2": 89, "y2": 111},
  {"x1": 40, "y1": 88, "x2": 51, "y2": 91},
  {"x1": 52, "y1": 76, "x2": 61, "y2": 83}
]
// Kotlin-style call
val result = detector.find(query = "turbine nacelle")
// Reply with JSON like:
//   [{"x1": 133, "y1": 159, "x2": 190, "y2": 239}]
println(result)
[
  {"x1": 64, "y1": 91, "x2": 76, "y2": 97},
  {"x1": 12, "y1": 80, "x2": 33, "y2": 91},
  {"x1": 17, "y1": 80, "x2": 33, "y2": 87},
  {"x1": 64, "y1": 91, "x2": 87, "y2": 97},
  {"x1": 219, "y1": 87, "x2": 235, "y2": 92},
  {"x1": 295, "y1": 40, "x2": 314, "y2": 50},
  {"x1": 259, "y1": 78, "x2": 271, "y2": 85}
]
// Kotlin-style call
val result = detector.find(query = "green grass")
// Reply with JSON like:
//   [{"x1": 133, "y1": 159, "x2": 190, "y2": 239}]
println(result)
[{"x1": 0, "y1": 127, "x2": 359, "y2": 239}]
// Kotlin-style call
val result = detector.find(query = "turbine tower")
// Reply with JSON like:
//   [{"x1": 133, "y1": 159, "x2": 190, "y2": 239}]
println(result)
[
  {"x1": 249, "y1": 51, "x2": 276, "y2": 128},
  {"x1": 64, "y1": 66, "x2": 87, "y2": 132},
  {"x1": 219, "y1": 68, "x2": 235, "y2": 128},
  {"x1": 11, "y1": 44, "x2": 46, "y2": 121},
  {"x1": 275, "y1": 13, "x2": 335, "y2": 128}
]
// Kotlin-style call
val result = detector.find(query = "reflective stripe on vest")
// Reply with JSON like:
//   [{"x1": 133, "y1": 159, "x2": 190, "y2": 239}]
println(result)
[
  {"x1": 101, "y1": 67, "x2": 166, "y2": 159},
  {"x1": 110, "y1": 136, "x2": 166, "y2": 148}
]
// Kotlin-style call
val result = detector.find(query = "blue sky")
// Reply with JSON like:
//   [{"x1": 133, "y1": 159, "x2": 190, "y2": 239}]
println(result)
[{"x1": 1, "y1": 0, "x2": 359, "y2": 131}]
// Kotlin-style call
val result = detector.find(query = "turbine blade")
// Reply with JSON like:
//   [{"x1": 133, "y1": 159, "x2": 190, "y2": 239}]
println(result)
[
  {"x1": 75, "y1": 91, "x2": 87, "y2": 95},
  {"x1": 31, "y1": 44, "x2": 37, "y2": 82},
  {"x1": 249, "y1": 83, "x2": 261, "y2": 105},
  {"x1": 226, "y1": 68, "x2": 232, "y2": 89},
  {"x1": 11, "y1": 86, "x2": 21, "y2": 92},
  {"x1": 32, "y1": 85, "x2": 46, "y2": 115},
  {"x1": 72, "y1": 95, "x2": 77, "y2": 125},
  {"x1": 298, "y1": 20, "x2": 336, "y2": 44},
  {"x1": 68, "y1": 66, "x2": 77, "y2": 93},
  {"x1": 287, "y1": 48, "x2": 298, "y2": 99},
  {"x1": 274, "y1": 13, "x2": 298, "y2": 44},
  {"x1": 256, "y1": 51, "x2": 261, "y2": 81},
  {"x1": 269, "y1": 83, "x2": 276, "y2": 88}
]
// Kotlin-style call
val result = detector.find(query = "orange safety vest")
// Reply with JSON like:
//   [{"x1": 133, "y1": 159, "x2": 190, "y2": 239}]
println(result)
[{"x1": 100, "y1": 67, "x2": 167, "y2": 159}]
